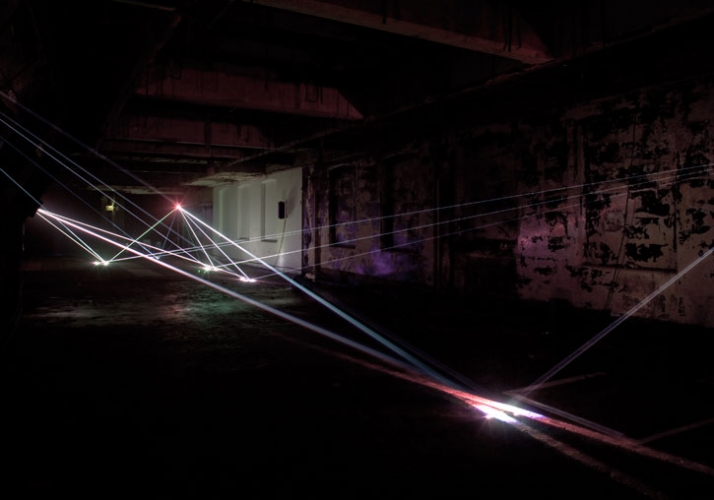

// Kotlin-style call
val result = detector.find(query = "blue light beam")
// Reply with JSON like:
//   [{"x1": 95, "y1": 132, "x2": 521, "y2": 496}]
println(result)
[{"x1": 181, "y1": 208, "x2": 465, "y2": 391}]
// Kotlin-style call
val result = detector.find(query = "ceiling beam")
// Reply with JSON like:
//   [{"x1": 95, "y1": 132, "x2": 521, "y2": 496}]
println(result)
[
  {"x1": 107, "y1": 0, "x2": 177, "y2": 12},
  {"x1": 242, "y1": 0, "x2": 552, "y2": 65},
  {"x1": 109, "y1": 115, "x2": 273, "y2": 149},
  {"x1": 87, "y1": 184, "x2": 187, "y2": 195},
  {"x1": 184, "y1": 171, "x2": 266, "y2": 187},
  {"x1": 96, "y1": 6, "x2": 183, "y2": 141},
  {"x1": 135, "y1": 67, "x2": 363, "y2": 120},
  {"x1": 100, "y1": 139, "x2": 251, "y2": 159}
]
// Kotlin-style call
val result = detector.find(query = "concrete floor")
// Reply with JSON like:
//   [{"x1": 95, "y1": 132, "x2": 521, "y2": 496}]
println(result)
[{"x1": 3, "y1": 255, "x2": 714, "y2": 498}]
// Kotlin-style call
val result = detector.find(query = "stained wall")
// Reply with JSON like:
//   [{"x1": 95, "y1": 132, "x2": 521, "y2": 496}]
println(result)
[
  {"x1": 506, "y1": 80, "x2": 714, "y2": 326},
  {"x1": 304, "y1": 77, "x2": 714, "y2": 327}
]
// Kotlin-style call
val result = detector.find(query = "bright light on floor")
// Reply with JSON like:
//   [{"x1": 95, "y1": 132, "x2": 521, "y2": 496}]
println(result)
[{"x1": 474, "y1": 404, "x2": 518, "y2": 424}]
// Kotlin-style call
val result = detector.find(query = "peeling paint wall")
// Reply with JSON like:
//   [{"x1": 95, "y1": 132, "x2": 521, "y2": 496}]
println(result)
[
  {"x1": 304, "y1": 77, "x2": 714, "y2": 327},
  {"x1": 471, "y1": 79, "x2": 714, "y2": 327}
]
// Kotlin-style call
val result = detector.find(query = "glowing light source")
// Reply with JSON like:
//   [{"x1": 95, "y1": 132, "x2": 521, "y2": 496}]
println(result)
[
  {"x1": 93, "y1": 260, "x2": 109, "y2": 266},
  {"x1": 474, "y1": 404, "x2": 517, "y2": 424},
  {"x1": 239, "y1": 276, "x2": 257, "y2": 283},
  {"x1": 175, "y1": 203, "x2": 183, "y2": 211},
  {"x1": 486, "y1": 401, "x2": 545, "y2": 420}
]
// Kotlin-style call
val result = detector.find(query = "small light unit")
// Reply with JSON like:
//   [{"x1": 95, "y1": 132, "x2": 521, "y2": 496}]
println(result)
[{"x1": 239, "y1": 276, "x2": 257, "y2": 283}]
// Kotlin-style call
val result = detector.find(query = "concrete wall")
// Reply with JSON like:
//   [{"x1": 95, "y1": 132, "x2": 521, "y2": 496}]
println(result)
[
  {"x1": 303, "y1": 156, "x2": 437, "y2": 287},
  {"x1": 506, "y1": 80, "x2": 714, "y2": 327},
  {"x1": 213, "y1": 167, "x2": 302, "y2": 273},
  {"x1": 452, "y1": 78, "x2": 714, "y2": 327},
  {"x1": 305, "y1": 76, "x2": 714, "y2": 327}
]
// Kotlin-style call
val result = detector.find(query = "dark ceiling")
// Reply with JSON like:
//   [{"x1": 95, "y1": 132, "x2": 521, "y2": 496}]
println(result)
[{"x1": 2, "y1": 0, "x2": 714, "y2": 200}]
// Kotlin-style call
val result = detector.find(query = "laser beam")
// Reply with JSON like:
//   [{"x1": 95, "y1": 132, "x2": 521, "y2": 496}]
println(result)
[
  {"x1": 521, "y1": 243, "x2": 714, "y2": 397},
  {"x1": 181, "y1": 208, "x2": 470, "y2": 391}
]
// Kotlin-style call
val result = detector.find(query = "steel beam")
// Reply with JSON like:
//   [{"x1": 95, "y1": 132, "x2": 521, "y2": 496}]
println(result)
[
  {"x1": 136, "y1": 68, "x2": 363, "y2": 120},
  {"x1": 100, "y1": 139, "x2": 250, "y2": 159},
  {"x1": 242, "y1": 0, "x2": 552, "y2": 65},
  {"x1": 111, "y1": 115, "x2": 272, "y2": 149}
]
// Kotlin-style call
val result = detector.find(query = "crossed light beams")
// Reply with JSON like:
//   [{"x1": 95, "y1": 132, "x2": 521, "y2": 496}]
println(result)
[
  {"x1": 67, "y1": 158, "x2": 712, "y2": 284},
  {"x1": 31, "y1": 154, "x2": 701, "y2": 288},
  {"x1": 37, "y1": 207, "x2": 534, "y2": 424},
  {"x1": 38, "y1": 207, "x2": 510, "y2": 405},
  {"x1": 0, "y1": 111, "x2": 254, "y2": 278},
  {"x1": 27, "y1": 160, "x2": 714, "y2": 446},
  {"x1": 3, "y1": 88, "x2": 714, "y2": 280},
  {"x1": 11, "y1": 147, "x2": 714, "y2": 483},
  {"x1": 22, "y1": 158, "x2": 714, "y2": 287},
  {"x1": 30, "y1": 207, "x2": 578, "y2": 423},
  {"x1": 36, "y1": 211, "x2": 105, "y2": 263},
  {"x1": 33, "y1": 206, "x2": 714, "y2": 484},
  {"x1": 8, "y1": 118, "x2": 714, "y2": 400},
  {"x1": 2, "y1": 94, "x2": 714, "y2": 276},
  {"x1": 106, "y1": 209, "x2": 175, "y2": 263},
  {"x1": 38, "y1": 215, "x2": 540, "y2": 449},
  {"x1": 5, "y1": 89, "x2": 714, "y2": 483},
  {"x1": 36, "y1": 207, "x2": 257, "y2": 281},
  {"x1": 30, "y1": 156, "x2": 714, "y2": 391},
  {"x1": 111, "y1": 158, "x2": 714, "y2": 268},
  {"x1": 38, "y1": 205, "x2": 489, "y2": 393}
]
